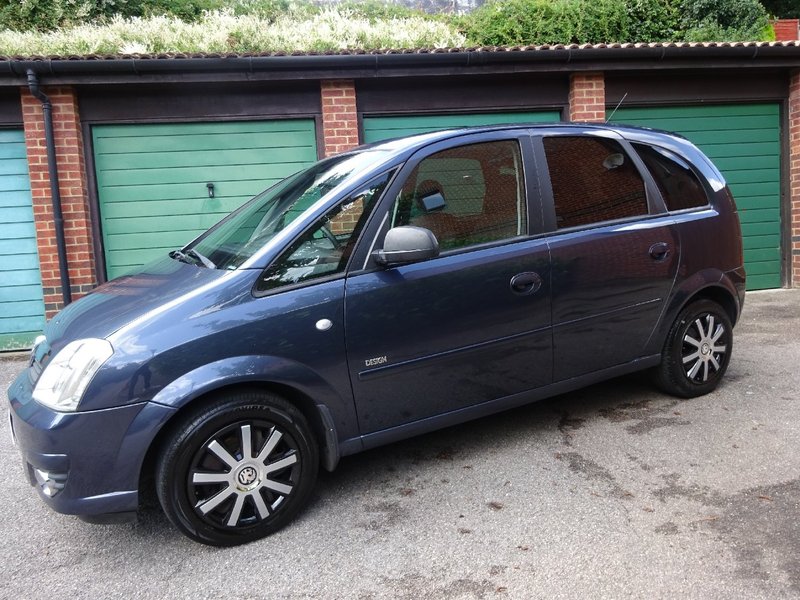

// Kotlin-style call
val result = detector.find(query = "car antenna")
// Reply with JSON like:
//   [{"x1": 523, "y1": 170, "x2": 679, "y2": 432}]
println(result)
[{"x1": 605, "y1": 92, "x2": 628, "y2": 123}]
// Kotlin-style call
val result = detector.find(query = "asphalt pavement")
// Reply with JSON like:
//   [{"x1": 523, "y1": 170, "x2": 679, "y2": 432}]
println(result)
[{"x1": 1, "y1": 289, "x2": 798, "y2": 599}]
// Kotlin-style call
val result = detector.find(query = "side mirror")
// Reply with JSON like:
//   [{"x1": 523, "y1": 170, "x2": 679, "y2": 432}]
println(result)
[{"x1": 372, "y1": 226, "x2": 440, "y2": 267}]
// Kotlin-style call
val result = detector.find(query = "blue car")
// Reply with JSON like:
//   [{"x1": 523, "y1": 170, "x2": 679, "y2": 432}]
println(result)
[{"x1": 7, "y1": 124, "x2": 745, "y2": 545}]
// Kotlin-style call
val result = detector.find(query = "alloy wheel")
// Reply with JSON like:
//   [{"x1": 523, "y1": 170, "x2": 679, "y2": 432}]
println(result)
[
  {"x1": 188, "y1": 420, "x2": 301, "y2": 529},
  {"x1": 681, "y1": 313, "x2": 728, "y2": 384}
]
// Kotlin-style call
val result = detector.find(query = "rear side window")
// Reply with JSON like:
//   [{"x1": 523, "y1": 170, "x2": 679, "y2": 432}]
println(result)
[
  {"x1": 633, "y1": 143, "x2": 709, "y2": 211},
  {"x1": 543, "y1": 136, "x2": 648, "y2": 229}
]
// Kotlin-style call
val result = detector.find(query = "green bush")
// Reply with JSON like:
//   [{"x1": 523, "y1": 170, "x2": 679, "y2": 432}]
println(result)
[
  {"x1": 335, "y1": 0, "x2": 426, "y2": 22},
  {"x1": 761, "y1": 0, "x2": 800, "y2": 19},
  {"x1": 679, "y1": 0, "x2": 773, "y2": 41},
  {"x1": 625, "y1": 0, "x2": 681, "y2": 42},
  {"x1": 463, "y1": 0, "x2": 631, "y2": 46},
  {"x1": 0, "y1": 0, "x2": 777, "y2": 45},
  {"x1": 461, "y1": 0, "x2": 772, "y2": 45},
  {"x1": 0, "y1": 9, "x2": 467, "y2": 55},
  {"x1": 139, "y1": 0, "x2": 228, "y2": 20},
  {"x1": 0, "y1": 0, "x2": 128, "y2": 31}
]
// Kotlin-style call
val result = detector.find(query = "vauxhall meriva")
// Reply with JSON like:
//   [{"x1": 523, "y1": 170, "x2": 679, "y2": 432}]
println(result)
[{"x1": 8, "y1": 124, "x2": 745, "y2": 545}]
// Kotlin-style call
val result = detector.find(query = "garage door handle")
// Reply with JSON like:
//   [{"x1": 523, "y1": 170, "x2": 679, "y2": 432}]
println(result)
[
  {"x1": 649, "y1": 242, "x2": 670, "y2": 261},
  {"x1": 510, "y1": 272, "x2": 542, "y2": 295}
]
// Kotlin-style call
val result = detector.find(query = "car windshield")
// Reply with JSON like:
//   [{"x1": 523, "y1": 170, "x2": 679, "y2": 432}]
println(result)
[{"x1": 184, "y1": 150, "x2": 390, "y2": 270}]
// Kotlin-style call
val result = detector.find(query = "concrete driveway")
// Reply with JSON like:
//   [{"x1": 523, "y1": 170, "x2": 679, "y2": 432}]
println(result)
[{"x1": 1, "y1": 289, "x2": 798, "y2": 599}]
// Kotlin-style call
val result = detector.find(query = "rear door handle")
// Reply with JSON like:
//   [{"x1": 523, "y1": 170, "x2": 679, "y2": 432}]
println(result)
[
  {"x1": 649, "y1": 242, "x2": 670, "y2": 261},
  {"x1": 510, "y1": 272, "x2": 542, "y2": 295}
]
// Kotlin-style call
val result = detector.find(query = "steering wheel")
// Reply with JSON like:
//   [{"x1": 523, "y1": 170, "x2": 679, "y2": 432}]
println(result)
[{"x1": 319, "y1": 225, "x2": 341, "y2": 249}]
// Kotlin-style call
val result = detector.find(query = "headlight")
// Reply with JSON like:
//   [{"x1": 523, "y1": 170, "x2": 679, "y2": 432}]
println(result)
[{"x1": 32, "y1": 339, "x2": 114, "y2": 412}]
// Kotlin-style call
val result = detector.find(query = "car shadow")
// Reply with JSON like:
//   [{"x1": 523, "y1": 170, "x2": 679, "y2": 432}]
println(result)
[{"x1": 131, "y1": 371, "x2": 683, "y2": 542}]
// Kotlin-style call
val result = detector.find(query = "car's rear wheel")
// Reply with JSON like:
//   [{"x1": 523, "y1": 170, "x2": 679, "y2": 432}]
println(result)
[
  {"x1": 156, "y1": 390, "x2": 318, "y2": 546},
  {"x1": 653, "y1": 299, "x2": 733, "y2": 398}
]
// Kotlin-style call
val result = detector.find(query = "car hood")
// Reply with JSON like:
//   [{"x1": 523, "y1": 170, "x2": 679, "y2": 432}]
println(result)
[{"x1": 44, "y1": 257, "x2": 232, "y2": 350}]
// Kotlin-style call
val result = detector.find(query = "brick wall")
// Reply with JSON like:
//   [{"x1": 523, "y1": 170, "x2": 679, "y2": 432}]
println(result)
[
  {"x1": 569, "y1": 72, "x2": 606, "y2": 123},
  {"x1": 320, "y1": 80, "x2": 360, "y2": 157},
  {"x1": 21, "y1": 87, "x2": 97, "y2": 317},
  {"x1": 790, "y1": 70, "x2": 800, "y2": 287},
  {"x1": 773, "y1": 19, "x2": 799, "y2": 41}
]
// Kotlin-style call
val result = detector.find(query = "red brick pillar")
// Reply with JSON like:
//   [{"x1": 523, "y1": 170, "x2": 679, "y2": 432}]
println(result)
[
  {"x1": 569, "y1": 72, "x2": 606, "y2": 123},
  {"x1": 321, "y1": 80, "x2": 360, "y2": 157},
  {"x1": 772, "y1": 19, "x2": 799, "y2": 41},
  {"x1": 21, "y1": 87, "x2": 97, "y2": 317},
  {"x1": 790, "y1": 71, "x2": 800, "y2": 287}
]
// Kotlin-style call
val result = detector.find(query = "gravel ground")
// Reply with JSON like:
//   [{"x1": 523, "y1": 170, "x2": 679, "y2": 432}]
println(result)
[{"x1": 1, "y1": 289, "x2": 798, "y2": 600}]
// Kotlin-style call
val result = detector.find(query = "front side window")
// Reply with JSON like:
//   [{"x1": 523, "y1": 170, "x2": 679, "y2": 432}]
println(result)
[
  {"x1": 188, "y1": 150, "x2": 391, "y2": 271},
  {"x1": 257, "y1": 171, "x2": 392, "y2": 292},
  {"x1": 543, "y1": 136, "x2": 648, "y2": 229},
  {"x1": 388, "y1": 140, "x2": 527, "y2": 251},
  {"x1": 633, "y1": 143, "x2": 709, "y2": 211}
]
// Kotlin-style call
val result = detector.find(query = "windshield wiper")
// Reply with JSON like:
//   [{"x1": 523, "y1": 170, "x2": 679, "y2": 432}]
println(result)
[
  {"x1": 169, "y1": 249, "x2": 193, "y2": 264},
  {"x1": 186, "y1": 249, "x2": 217, "y2": 269},
  {"x1": 169, "y1": 248, "x2": 216, "y2": 269}
]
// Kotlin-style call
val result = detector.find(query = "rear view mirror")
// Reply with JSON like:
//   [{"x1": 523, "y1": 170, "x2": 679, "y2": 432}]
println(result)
[
  {"x1": 420, "y1": 192, "x2": 446, "y2": 212},
  {"x1": 603, "y1": 153, "x2": 625, "y2": 170},
  {"x1": 372, "y1": 226, "x2": 440, "y2": 267}
]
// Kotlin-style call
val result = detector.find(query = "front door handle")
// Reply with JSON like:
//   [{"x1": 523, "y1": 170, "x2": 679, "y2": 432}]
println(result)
[
  {"x1": 510, "y1": 272, "x2": 542, "y2": 296},
  {"x1": 649, "y1": 242, "x2": 670, "y2": 261}
]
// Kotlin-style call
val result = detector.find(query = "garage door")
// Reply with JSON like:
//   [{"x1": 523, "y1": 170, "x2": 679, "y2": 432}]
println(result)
[
  {"x1": 0, "y1": 130, "x2": 45, "y2": 351},
  {"x1": 93, "y1": 120, "x2": 318, "y2": 280},
  {"x1": 362, "y1": 111, "x2": 561, "y2": 144},
  {"x1": 609, "y1": 104, "x2": 781, "y2": 290}
]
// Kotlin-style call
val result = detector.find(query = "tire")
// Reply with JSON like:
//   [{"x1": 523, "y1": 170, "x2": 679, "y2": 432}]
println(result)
[
  {"x1": 652, "y1": 299, "x2": 733, "y2": 398},
  {"x1": 156, "y1": 390, "x2": 318, "y2": 546}
]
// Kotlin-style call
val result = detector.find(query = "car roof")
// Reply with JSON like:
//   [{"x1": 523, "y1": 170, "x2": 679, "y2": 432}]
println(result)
[
  {"x1": 356, "y1": 121, "x2": 722, "y2": 189},
  {"x1": 362, "y1": 122, "x2": 690, "y2": 154}
]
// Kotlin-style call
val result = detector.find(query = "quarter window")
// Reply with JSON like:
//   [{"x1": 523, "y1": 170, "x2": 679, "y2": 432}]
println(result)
[
  {"x1": 388, "y1": 140, "x2": 527, "y2": 250},
  {"x1": 257, "y1": 172, "x2": 392, "y2": 292},
  {"x1": 633, "y1": 143, "x2": 709, "y2": 211},
  {"x1": 543, "y1": 136, "x2": 648, "y2": 228}
]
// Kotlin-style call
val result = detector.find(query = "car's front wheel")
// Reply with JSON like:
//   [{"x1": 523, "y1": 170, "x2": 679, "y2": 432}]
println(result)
[
  {"x1": 156, "y1": 390, "x2": 318, "y2": 546},
  {"x1": 653, "y1": 299, "x2": 733, "y2": 398}
]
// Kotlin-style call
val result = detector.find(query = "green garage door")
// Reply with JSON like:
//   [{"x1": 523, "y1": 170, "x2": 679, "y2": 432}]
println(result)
[
  {"x1": 610, "y1": 104, "x2": 781, "y2": 290},
  {"x1": 0, "y1": 130, "x2": 45, "y2": 350},
  {"x1": 93, "y1": 120, "x2": 318, "y2": 280},
  {"x1": 363, "y1": 111, "x2": 561, "y2": 143}
]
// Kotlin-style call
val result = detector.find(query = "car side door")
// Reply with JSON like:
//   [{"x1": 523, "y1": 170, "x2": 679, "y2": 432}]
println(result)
[
  {"x1": 344, "y1": 132, "x2": 553, "y2": 439},
  {"x1": 534, "y1": 131, "x2": 680, "y2": 381}
]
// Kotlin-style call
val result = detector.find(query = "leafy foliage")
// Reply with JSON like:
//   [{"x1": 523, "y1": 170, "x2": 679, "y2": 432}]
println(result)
[
  {"x1": 625, "y1": 0, "x2": 680, "y2": 42},
  {"x1": 0, "y1": 9, "x2": 466, "y2": 55},
  {"x1": 680, "y1": 0, "x2": 773, "y2": 41},
  {"x1": 462, "y1": 0, "x2": 630, "y2": 46},
  {"x1": 0, "y1": 0, "x2": 128, "y2": 31},
  {"x1": 463, "y1": 0, "x2": 773, "y2": 46},
  {"x1": 761, "y1": 0, "x2": 800, "y2": 18},
  {"x1": 0, "y1": 0, "x2": 778, "y2": 54}
]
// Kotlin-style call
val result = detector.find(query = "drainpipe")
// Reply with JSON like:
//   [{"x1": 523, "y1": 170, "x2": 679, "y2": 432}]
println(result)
[{"x1": 26, "y1": 69, "x2": 72, "y2": 306}]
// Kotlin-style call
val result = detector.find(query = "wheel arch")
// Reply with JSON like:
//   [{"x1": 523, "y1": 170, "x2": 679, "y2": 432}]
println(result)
[
  {"x1": 683, "y1": 285, "x2": 739, "y2": 327},
  {"x1": 648, "y1": 269, "x2": 742, "y2": 356},
  {"x1": 138, "y1": 357, "x2": 352, "y2": 500}
]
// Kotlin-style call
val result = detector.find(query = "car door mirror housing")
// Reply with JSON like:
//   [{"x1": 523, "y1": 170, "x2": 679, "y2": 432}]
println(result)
[{"x1": 372, "y1": 226, "x2": 440, "y2": 267}]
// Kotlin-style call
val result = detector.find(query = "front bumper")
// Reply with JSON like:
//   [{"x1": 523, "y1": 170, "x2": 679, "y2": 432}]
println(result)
[{"x1": 7, "y1": 367, "x2": 176, "y2": 518}]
